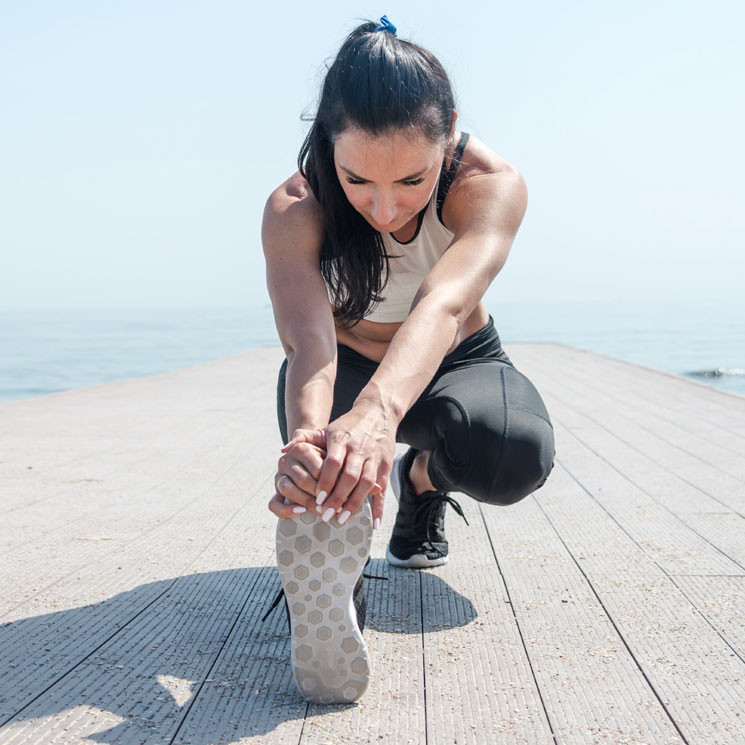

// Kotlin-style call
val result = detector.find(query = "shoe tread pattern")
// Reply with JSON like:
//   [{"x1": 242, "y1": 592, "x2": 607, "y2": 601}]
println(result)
[{"x1": 276, "y1": 500, "x2": 373, "y2": 703}]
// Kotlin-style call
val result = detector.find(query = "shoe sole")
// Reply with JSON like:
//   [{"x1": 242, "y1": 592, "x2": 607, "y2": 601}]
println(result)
[
  {"x1": 387, "y1": 453, "x2": 449, "y2": 569},
  {"x1": 276, "y1": 499, "x2": 373, "y2": 704},
  {"x1": 385, "y1": 545, "x2": 448, "y2": 568}
]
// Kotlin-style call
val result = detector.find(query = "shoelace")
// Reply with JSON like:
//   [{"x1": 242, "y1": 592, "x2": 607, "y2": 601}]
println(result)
[
  {"x1": 410, "y1": 493, "x2": 470, "y2": 558},
  {"x1": 261, "y1": 561, "x2": 388, "y2": 623}
]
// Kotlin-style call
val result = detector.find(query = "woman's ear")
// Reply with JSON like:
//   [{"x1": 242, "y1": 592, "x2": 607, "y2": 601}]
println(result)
[{"x1": 450, "y1": 111, "x2": 459, "y2": 135}]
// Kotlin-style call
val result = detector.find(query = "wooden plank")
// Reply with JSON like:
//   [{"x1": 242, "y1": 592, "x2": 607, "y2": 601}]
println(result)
[
  {"x1": 534, "y1": 464, "x2": 745, "y2": 744},
  {"x1": 418, "y1": 492, "x2": 554, "y2": 745},
  {"x1": 480, "y1": 466, "x2": 684, "y2": 745}
]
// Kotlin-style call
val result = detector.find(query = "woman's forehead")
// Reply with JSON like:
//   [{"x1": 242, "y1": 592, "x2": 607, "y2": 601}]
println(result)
[{"x1": 334, "y1": 128, "x2": 442, "y2": 178}]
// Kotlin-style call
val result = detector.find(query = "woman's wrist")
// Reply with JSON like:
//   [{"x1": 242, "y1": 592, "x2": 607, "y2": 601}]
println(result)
[{"x1": 353, "y1": 385, "x2": 405, "y2": 428}]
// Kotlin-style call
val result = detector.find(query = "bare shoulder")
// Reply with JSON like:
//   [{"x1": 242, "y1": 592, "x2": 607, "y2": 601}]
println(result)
[
  {"x1": 266, "y1": 171, "x2": 317, "y2": 210},
  {"x1": 263, "y1": 172, "x2": 324, "y2": 253},
  {"x1": 443, "y1": 133, "x2": 528, "y2": 233},
  {"x1": 457, "y1": 133, "x2": 523, "y2": 183}
]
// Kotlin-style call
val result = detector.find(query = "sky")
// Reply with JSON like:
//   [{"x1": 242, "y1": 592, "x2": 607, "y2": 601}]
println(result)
[{"x1": 1, "y1": 0, "x2": 743, "y2": 310}]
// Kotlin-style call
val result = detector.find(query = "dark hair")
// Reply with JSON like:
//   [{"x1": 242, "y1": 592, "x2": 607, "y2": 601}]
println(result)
[{"x1": 299, "y1": 21, "x2": 456, "y2": 326}]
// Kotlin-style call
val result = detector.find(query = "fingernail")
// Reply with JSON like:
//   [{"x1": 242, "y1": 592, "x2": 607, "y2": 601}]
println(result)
[
  {"x1": 322, "y1": 507, "x2": 335, "y2": 523},
  {"x1": 374, "y1": 517, "x2": 381, "y2": 531},
  {"x1": 292, "y1": 506, "x2": 307, "y2": 514},
  {"x1": 316, "y1": 504, "x2": 324, "y2": 514},
  {"x1": 315, "y1": 490, "x2": 327, "y2": 506},
  {"x1": 338, "y1": 510, "x2": 351, "y2": 525}
]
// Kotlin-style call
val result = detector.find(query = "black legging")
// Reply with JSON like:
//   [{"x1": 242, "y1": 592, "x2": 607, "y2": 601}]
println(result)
[{"x1": 277, "y1": 317, "x2": 555, "y2": 506}]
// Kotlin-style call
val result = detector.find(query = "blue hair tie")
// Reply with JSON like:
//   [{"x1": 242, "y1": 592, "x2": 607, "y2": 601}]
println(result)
[{"x1": 375, "y1": 15, "x2": 397, "y2": 35}]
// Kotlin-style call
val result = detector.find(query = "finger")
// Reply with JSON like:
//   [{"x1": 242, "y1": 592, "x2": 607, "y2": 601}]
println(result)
[
  {"x1": 275, "y1": 474, "x2": 317, "y2": 512},
  {"x1": 276, "y1": 449, "x2": 321, "y2": 492},
  {"x1": 337, "y1": 460, "x2": 378, "y2": 525},
  {"x1": 281, "y1": 429, "x2": 326, "y2": 453},
  {"x1": 267, "y1": 492, "x2": 309, "y2": 519},
  {"x1": 286, "y1": 442, "x2": 325, "y2": 481},
  {"x1": 370, "y1": 488, "x2": 385, "y2": 531},
  {"x1": 321, "y1": 455, "x2": 366, "y2": 518},
  {"x1": 314, "y1": 444, "x2": 347, "y2": 506},
  {"x1": 376, "y1": 456, "x2": 394, "y2": 496},
  {"x1": 280, "y1": 436, "x2": 305, "y2": 453},
  {"x1": 279, "y1": 457, "x2": 320, "y2": 496}
]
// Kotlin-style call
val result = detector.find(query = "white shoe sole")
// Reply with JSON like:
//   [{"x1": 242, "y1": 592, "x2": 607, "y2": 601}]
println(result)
[
  {"x1": 385, "y1": 545, "x2": 448, "y2": 568},
  {"x1": 387, "y1": 453, "x2": 449, "y2": 569},
  {"x1": 276, "y1": 499, "x2": 373, "y2": 704}
]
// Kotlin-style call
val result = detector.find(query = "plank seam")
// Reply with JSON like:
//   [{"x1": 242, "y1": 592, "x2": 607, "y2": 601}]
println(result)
[
  {"x1": 420, "y1": 570, "x2": 429, "y2": 745},
  {"x1": 0, "y1": 419, "x2": 248, "y2": 549}
]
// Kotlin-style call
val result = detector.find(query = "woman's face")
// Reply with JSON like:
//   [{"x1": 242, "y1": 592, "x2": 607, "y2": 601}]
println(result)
[{"x1": 333, "y1": 128, "x2": 446, "y2": 234}]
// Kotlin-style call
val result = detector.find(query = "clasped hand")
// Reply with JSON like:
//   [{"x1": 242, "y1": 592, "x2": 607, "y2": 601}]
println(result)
[{"x1": 267, "y1": 404, "x2": 395, "y2": 529}]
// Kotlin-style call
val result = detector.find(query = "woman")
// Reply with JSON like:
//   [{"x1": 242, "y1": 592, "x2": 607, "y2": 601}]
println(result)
[{"x1": 262, "y1": 18, "x2": 555, "y2": 704}]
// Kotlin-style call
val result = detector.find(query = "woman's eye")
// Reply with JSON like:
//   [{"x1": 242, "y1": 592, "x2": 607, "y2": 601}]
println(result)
[
  {"x1": 346, "y1": 177, "x2": 366, "y2": 185},
  {"x1": 404, "y1": 178, "x2": 425, "y2": 187}
]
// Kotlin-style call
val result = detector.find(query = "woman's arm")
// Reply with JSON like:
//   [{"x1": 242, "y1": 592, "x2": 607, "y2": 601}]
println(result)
[
  {"x1": 315, "y1": 144, "x2": 528, "y2": 517},
  {"x1": 365, "y1": 152, "x2": 528, "y2": 415},
  {"x1": 263, "y1": 173, "x2": 338, "y2": 517}
]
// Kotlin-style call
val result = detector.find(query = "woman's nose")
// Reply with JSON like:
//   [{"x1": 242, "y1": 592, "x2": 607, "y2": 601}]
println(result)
[{"x1": 370, "y1": 190, "x2": 397, "y2": 225}]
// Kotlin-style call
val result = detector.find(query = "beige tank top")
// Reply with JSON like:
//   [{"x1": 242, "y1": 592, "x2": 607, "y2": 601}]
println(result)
[{"x1": 364, "y1": 195, "x2": 455, "y2": 322}]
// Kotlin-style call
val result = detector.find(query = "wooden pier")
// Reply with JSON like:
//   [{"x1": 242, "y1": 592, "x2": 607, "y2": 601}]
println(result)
[{"x1": 1, "y1": 344, "x2": 744, "y2": 744}]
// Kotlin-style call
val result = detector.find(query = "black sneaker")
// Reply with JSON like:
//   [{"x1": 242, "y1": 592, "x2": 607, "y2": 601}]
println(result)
[{"x1": 386, "y1": 448, "x2": 469, "y2": 568}]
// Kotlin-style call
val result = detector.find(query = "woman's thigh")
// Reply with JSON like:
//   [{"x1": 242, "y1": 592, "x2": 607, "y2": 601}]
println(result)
[{"x1": 398, "y1": 359, "x2": 555, "y2": 505}]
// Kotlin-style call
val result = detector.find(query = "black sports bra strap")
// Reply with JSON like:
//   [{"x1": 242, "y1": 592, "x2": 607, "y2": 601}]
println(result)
[{"x1": 436, "y1": 132, "x2": 470, "y2": 224}]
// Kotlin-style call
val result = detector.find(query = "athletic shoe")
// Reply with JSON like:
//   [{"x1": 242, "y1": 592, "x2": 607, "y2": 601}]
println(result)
[
  {"x1": 274, "y1": 498, "x2": 373, "y2": 704},
  {"x1": 386, "y1": 448, "x2": 468, "y2": 568}
]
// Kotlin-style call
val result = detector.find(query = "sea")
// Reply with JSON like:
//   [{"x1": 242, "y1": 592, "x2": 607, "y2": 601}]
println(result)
[{"x1": 1, "y1": 297, "x2": 743, "y2": 403}]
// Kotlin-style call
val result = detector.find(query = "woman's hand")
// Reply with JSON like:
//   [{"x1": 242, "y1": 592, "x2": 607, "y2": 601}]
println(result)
[
  {"x1": 267, "y1": 442, "x2": 325, "y2": 519},
  {"x1": 287, "y1": 402, "x2": 394, "y2": 530}
]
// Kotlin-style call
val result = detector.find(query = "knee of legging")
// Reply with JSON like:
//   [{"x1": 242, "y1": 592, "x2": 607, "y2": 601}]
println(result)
[{"x1": 480, "y1": 424, "x2": 555, "y2": 506}]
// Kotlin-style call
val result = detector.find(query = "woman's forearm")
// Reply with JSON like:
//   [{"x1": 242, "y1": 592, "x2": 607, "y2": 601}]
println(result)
[
  {"x1": 284, "y1": 346, "x2": 337, "y2": 436},
  {"x1": 354, "y1": 295, "x2": 460, "y2": 426}
]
